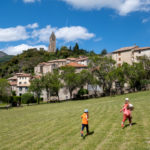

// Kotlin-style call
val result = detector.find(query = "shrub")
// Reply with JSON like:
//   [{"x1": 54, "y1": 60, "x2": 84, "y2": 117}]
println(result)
[
  {"x1": 0, "y1": 95, "x2": 9, "y2": 103},
  {"x1": 21, "y1": 93, "x2": 35, "y2": 104},
  {"x1": 11, "y1": 96, "x2": 21, "y2": 107},
  {"x1": 77, "y1": 88, "x2": 88, "y2": 97},
  {"x1": 11, "y1": 91, "x2": 16, "y2": 96}
]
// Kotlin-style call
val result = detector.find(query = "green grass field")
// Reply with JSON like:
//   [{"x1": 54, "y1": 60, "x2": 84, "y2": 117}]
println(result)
[{"x1": 0, "y1": 91, "x2": 150, "y2": 150}]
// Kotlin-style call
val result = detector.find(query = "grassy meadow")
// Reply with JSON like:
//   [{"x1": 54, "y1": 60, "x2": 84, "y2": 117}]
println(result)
[{"x1": 0, "y1": 91, "x2": 150, "y2": 150}]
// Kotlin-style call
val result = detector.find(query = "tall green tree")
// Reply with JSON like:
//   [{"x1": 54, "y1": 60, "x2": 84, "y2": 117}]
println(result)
[
  {"x1": 29, "y1": 78, "x2": 43, "y2": 104},
  {"x1": 60, "y1": 66, "x2": 81, "y2": 99},
  {"x1": 79, "y1": 70, "x2": 99, "y2": 97},
  {"x1": 41, "y1": 73, "x2": 51, "y2": 101},
  {"x1": 42, "y1": 70, "x2": 63, "y2": 101},
  {"x1": 0, "y1": 78, "x2": 11, "y2": 103},
  {"x1": 89, "y1": 56, "x2": 116, "y2": 95},
  {"x1": 128, "y1": 63, "x2": 147, "y2": 91},
  {"x1": 100, "y1": 49, "x2": 107, "y2": 56},
  {"x1": 138, "y1": 55, "x2": 150, "y2": 79},
  {"x1": 114, "y1": 65, "x2": 126, "y2": 94},
  {"x1": 73, "y1": 43, "x2": 79, "y2": 52}
]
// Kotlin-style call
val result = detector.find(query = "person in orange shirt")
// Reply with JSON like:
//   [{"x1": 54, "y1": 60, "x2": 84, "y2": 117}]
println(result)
[{"x1": 81, "y1": 109, "x2": 89, "y2": 137}]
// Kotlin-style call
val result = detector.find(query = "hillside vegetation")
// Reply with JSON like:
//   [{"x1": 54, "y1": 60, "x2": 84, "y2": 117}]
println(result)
[
  {"x1": 0, "y1": 44, "x2": 93, "y2": 78},
  {"x1": 0, "y1": 91, "x2": 150, "y2": 150}
]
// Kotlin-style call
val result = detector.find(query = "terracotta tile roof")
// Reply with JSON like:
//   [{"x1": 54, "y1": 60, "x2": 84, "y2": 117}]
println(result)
[
  {"x1": 76, "y1": 57, "x2": 88, "y2": 61},
  {"x1": 17, "y1": 73, "x2": 31, "y2": 77},
  {"x1": 113, "y1": 46, "x2": 139, "y2": 53},
  {"x1": 134, "y1": 47, "x2": 150, "y2": 51},
  {"x1": 66, "y1": 62, "x2": 87, "y2": 68},
  {"x1": 8, "y1": 76, "x2": 17, "y2": 80},
  {"x1": 33, "y1": 75, "x2": 41, "y2": 79},
  {"x1": 9, "y1": 81, "x2": 17, "y2": 86},
  {"x1": 38, "y1": 62, "x2": 49, "y2": 66},
  {"x1": 48, "y1": 59, "x2": 66, "y2": 63},
  {"x1": 66, "y1": 57, "x2": 77, "y2": 61}
]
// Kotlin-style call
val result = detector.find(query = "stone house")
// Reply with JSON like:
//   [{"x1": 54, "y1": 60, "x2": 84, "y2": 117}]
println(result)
[
  {"x1": 34, "y1": 57, "x2": 89, "y2": 75},
  {"x1": 35, "y1": 57, "x2": 89, "y2": 101},
  {"x1": 8, "y1": 73, "x2": 32, "y2": 96},
  {"x1": 112, "y1": 46, "x2": 150, "y2": 66}
]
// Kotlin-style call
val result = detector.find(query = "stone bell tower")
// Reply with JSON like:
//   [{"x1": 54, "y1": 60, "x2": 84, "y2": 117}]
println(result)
[{"x1": 48, "y1": 32, "x2": 56, "y2": 53}]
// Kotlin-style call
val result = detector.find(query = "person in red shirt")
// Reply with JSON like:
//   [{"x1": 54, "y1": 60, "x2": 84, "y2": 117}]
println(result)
[
  {"x1": 120, "y1": 98, "x2": 132, "y2": 128},
  {"x1": 81, "y1": 109, "x2": 89, "y2": 137}
]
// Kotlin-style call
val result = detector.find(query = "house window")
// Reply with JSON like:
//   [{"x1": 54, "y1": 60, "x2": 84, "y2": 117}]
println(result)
[
  {"x1": 19, "y1": 87, "x2": 22, "y2": 91},
  {"x1": 25, "y1": 87, "x2": 28, "y2": 92},
  {"x1": 24, "y1": 82, "x2": 27, "y2": 84},
  {"x1": 19, "y1": 82, "x2": 22, "y2": 84},
  {"x1": 118, "y1": 52, "x2": 121, "y2": 56},
  {"x1": 118, "y1": 58, "x2": 121, "y2": 61},
  {"x1": 139, "y1": 51, "x2": 141, "y2": 54}
]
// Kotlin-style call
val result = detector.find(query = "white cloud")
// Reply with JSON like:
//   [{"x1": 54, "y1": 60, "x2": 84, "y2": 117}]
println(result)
[
  {"x1": 0, "y1": 24, "x2": 95, "y2": 43},
  {"x1": 1, "y1": 44, "x2": 47, "y2": 55},
  {"x1": 23, "y1": 0, "x2": 40, "y2": 3},
  {"x1": 32, "y1": 25, "x2": 57, "y2": 42},
  {"x1": 142, "y1": 17, "x2": 150, "y2": 23},
  {"x1": 0, "y1": 26, "x2": 29, "y2": 42},
  {"x1": 61, "y1": 0, "x2": 150, "y2": 15},
  {"x1": 32, "y1": 25, "x2": 94, "y2": 42},
  {"x1": 26, "y1": 23, "x2": 39, "y2": 29},
  {"x1": 56, "y1": 26, "x2": 94, "y2": 42}
]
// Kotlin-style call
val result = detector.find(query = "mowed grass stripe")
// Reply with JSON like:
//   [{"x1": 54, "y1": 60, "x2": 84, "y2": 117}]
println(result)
[
  {"x1": 0, "y1": 91, "x2": 150, "y2": 150},
  {"x1": 38, "y1": 101, "x2": 107, "y2": 150},
  {"x1": 55, "y1": 103, "x2": 107, "y2": 150}
]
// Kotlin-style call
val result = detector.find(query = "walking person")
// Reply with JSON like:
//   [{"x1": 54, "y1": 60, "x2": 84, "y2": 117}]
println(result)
[
  {"x1": 120, "y1": 98, "x2": 133, "y2": 128},
  {"x1": 81, "y1": 109, "x2": 89, "y2": 137}
]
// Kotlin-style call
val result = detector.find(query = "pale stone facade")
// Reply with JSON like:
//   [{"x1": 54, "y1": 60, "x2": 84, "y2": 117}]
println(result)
[
  {"x1": 34, "y1": 57, "x2": 89, "y2": 75},
  {"x1": 112, "y1": 46, "x2": 150, "y2": 66},
  {"x1": 48, "y1": 32, "x2": 56, "y2": 53},
  {"x1": 8, "y1": 73, "x2": 32, "y2": 96},
  {"x1": 34, "y1": 57, "x2": 89, "y2": 101},
  {"x1": 133, "y1": 47, "x2": 150, "y2": 62}
]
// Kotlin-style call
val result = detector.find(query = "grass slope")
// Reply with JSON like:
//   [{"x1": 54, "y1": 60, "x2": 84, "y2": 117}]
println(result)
[{"x1": 0, "y1": 91, "x2": 150, "y2": 150}]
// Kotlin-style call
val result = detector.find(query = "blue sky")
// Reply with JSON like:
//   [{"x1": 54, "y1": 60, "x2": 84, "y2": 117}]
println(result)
[{"x1": 0, "y1": 0, "x2": 150, "y2": 55}]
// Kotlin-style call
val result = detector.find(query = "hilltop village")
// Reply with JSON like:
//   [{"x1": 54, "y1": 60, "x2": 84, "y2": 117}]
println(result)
[{"x1": 7, "y1": 32, "x2": 150, "y2": 101}]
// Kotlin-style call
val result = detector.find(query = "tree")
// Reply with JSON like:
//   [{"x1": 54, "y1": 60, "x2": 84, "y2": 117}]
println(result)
[
  {"x1": 73, "y1": 43, "x2": 79, "y2": 52},
  {"x1": 114, "y1": 65, "x2": 126, "y2": 94},
  {"x1": 21, "y1": 93, "x2": 35, "y2": 105},
  {"x1": 100, "y1": 49, "x2": 107, "y2": 56},
  {"x1": 128, "y1": 63, "x2": 147, "y2": 91},
  {"x1": 79, "y1": 70, "x2": 99, "y2": 97},
  {"x1": 138, "y1": 55, "x2": 150, "y2": 80},
  {"x1": 0, "y1": 78, "x2": 11, "y2": 103},
  {"x1": 41, "y1": 73, "x2": 51, "y2": 101},
  {"x1": 29, "y1": 78, "x2": 43, "y2": 104},
  {"x1": 121, "y1": 62, "x2": 147, "y2": 92},
  {"x1": 89, "y1": 56, "x2": 116, "y2": 95},
  {"x1": 60, "y1": 66, "x2": 81, "y2": 99},
  {"x1": 43, "y1": 70, "x2": 63, "y2": 101}
]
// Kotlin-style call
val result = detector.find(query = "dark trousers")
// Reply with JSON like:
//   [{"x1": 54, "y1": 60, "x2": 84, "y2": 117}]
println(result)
[{"x1": 81, "y1": 124, "x2": 89, "y2": 133}]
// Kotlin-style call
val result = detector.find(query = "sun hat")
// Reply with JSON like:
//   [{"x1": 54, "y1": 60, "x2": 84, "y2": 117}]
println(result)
[
  {"x1": 125, "y1": 98, "x2": 129, "y2": 101},
  {"x1": 84, "y1": 109, "x2": 88, "y2": 113}
]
